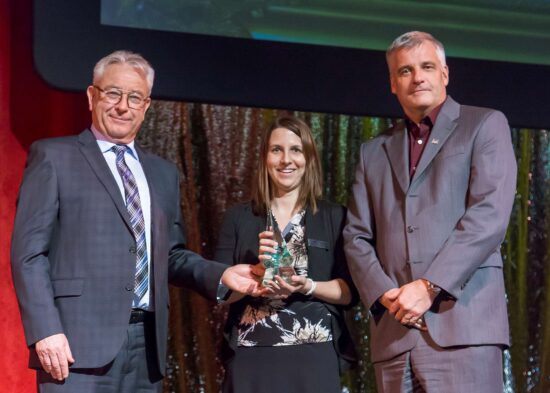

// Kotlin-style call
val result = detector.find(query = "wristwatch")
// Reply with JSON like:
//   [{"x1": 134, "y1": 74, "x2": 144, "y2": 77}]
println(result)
[
  {"x1": 216, "y1": 280, "x2": 232, "y2": 303},
  {"x1": 422, "y1": 279, "x2": 441, "y2": 295}
]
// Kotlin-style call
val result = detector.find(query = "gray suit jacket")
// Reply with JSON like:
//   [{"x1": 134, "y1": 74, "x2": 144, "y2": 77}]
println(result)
[
  {"x1": 11, "y1": 129, "x2": 226, "y2": 373},
  {"x1": 343, "y1": 97, "x2": 517, "y2": 363}
]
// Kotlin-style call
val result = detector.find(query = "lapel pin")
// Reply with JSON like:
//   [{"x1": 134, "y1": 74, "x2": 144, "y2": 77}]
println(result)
[{"x1": 431, "y1": 138, "x2": 439, "y2": 144}]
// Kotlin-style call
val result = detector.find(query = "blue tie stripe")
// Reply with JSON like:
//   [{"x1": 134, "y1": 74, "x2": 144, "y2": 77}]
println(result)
[{"x1": 112, "y1": 145, "x2": 148, "y2": 303}]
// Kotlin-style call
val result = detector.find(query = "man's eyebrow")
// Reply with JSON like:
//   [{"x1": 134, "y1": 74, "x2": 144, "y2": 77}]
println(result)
[
  {"x1": 397, "y1": 65, "x2": 412, "y2": 73},
  {"x1": 103, "y1": 85, "x2": 146, "y2": 96}
]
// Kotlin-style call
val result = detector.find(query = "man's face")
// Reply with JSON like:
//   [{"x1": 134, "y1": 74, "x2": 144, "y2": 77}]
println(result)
[
  {"x1": 388, "y1": 42, "x2": 449, "y2": 123},
  {"x1": 86, "y1": 63, "x2": 151, "y2": 144}
]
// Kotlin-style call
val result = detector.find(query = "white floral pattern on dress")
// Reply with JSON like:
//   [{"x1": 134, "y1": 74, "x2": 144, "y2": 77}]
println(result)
[
  {"x1": 274, "y1": 318, "x2": 333, "y2": 346},
  {"x1": 237, "y1": 210, "x2": 333, "y2": 347}
]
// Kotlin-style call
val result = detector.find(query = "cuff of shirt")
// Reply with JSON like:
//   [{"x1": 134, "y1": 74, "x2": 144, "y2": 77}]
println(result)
[{"x1": 216, "y1": 280, "x2": 232, "y2": 304}]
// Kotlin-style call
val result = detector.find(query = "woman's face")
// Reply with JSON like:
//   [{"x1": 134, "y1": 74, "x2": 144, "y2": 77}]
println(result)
[{"x1": 266, "y1": 127, "x2": 306, "y2": 196}]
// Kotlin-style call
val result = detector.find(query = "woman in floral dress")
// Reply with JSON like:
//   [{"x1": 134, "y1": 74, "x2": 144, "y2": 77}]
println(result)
[{"x1": 216, "y1": 116, "x2": 357, "y2": 393}]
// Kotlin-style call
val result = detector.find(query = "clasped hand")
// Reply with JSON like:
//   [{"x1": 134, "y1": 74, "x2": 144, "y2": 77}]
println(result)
[
  {"x1": 263, "y1": 275, "x2": 310, "y2": 299},
  {"x1": 258, "y1": 229, "x2": 276, "y2": 266},
  {"x1": 381, "y1": 279, "x2": 437, "y2": 330}
]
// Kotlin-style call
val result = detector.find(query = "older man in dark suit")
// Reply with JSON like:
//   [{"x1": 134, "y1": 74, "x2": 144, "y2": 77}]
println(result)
[
  {"x1": 11, "y1": 50, "x2": 262, "y2": 393},
  {"x1": 344, "y1": 31, "x2": 517, "y2": 392}
]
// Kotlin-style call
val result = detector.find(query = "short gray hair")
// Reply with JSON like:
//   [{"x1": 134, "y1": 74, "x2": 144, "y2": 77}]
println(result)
[
  {"x1": 386, "y1": 31, "x2": 446, "y2": 68},
  {"x1": 93, "y1": 50, "x2": 155, "y2": 94}
]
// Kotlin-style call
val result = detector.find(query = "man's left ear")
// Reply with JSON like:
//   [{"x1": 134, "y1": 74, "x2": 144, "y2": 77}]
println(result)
[
  {"x1": 143, "y1": 98, "x2": 152, "y2": 113},
  {"x1": 443, "y1": 65, "x2": 449, "y2": 86},
  {"x1": 86, "y1": 86, "x2": 95, "y2": 111}
]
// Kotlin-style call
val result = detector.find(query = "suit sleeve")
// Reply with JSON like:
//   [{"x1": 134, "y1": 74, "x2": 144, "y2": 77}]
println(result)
[
  {"x1": 343, "y1": 146, "x2": 397, "y2": 310},
  {"x1": 330, "y1": 204, "x2": 360, "y2": 307},
  {"x1": 423, "y1": 110, "x2": 517, "y2": 298},
  {"x1": 10, "y1": 142, "x2": 64, "y2": 346},
  {"x1": 167, "y1": 170, "x2": 227, "y2": 300}
]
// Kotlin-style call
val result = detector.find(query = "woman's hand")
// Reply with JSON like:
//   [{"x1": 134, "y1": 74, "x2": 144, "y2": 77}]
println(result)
[
  {"x1": 258, "y1": 230, "x2": 278, "y2": 266},
  {"x1": 263, "y1": 275, "x2": 311, "y2": 299}
]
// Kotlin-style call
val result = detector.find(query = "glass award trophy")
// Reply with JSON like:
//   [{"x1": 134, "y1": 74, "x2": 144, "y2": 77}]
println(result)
[{"x1": 262, "y1": 210, "x2": 295, "y2": 286}]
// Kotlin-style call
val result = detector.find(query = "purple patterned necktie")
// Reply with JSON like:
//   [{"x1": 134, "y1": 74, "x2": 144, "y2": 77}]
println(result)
[{"x1": 112, "y1": 145, "x2": 148, "y2": 303}]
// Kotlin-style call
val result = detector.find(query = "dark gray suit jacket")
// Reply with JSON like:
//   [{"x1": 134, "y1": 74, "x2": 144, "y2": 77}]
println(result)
[
  {"x1": 11, "y1": 129, "x2": 226, "y2": 373},
  {"x1": 343, "y1": 97, "x2": 517, "y2": 363}
]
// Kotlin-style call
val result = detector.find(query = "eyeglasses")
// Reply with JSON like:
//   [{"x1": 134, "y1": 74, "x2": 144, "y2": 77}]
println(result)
[{"x1": 93, "y1": 85, "x2": 150, "y2": 109}]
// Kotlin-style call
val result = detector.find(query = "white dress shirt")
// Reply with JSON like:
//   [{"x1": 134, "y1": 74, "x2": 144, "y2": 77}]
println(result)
[{"x1": 91, "y1": 127, "x2": 153, "y2": 311}]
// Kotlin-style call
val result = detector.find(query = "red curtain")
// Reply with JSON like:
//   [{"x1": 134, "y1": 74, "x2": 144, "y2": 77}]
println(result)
[{"x1": 0, "y1": 1, "x2": 89, "y2": 391}]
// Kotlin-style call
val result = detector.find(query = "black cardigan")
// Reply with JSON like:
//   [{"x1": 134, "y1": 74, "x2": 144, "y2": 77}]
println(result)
[{"x1": 215, "y1": 200, "x2": 358, "y2": 371}]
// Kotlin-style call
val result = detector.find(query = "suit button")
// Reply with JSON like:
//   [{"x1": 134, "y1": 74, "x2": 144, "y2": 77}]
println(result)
[
  {"x1": 407, "y1": 226, "x2": 415, "y2": 233},
  {"x1": 129, "y1": 246, "x2": 136, "y2": 254},
  {"x1": 125, "y1": 284, "x2": 134, "y2": 291}
]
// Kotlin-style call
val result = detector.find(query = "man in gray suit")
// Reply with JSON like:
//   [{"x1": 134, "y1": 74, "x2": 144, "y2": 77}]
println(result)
[
  {"x1": 11, "y1": 50, "x2": 263, "y2": 392},
  {"x1": 344, "y1": 31, "x2": 517, "y2": 392}
]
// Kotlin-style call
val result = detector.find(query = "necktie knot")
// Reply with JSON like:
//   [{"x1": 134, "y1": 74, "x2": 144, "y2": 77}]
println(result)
[{"x1": 112, "y1": 144, "x2": 128, "y2": 157}]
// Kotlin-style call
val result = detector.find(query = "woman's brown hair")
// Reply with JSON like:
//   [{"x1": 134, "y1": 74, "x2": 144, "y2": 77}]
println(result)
[{"x1": 252, "y1": 116, "x2": 323, "y2": 215}]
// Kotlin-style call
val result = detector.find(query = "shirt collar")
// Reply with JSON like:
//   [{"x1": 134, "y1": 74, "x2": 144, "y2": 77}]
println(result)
[
  {"x1": 404, "y1": 99, "x2": 445, "y2": 132},
  {"x1": 90, "y1": 126, "x2": 139, "y2": 161}
]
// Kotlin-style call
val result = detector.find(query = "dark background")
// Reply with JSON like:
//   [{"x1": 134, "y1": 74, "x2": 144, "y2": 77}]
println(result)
[{"x1": 34, "y1": 0, "x2": 550, "y2": 129}]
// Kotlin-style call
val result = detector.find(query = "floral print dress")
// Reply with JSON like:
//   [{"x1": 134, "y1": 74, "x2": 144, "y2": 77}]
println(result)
[{"x1": 237, "y1": 210, "x2": 333, "y2": 347}]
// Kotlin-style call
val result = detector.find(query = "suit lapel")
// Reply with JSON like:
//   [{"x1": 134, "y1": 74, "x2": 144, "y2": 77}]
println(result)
[
  {"x1": 136, "y1": 145, "x2": 158, "y2": 210},
  {"x1": 305, "y1": 208, "x2": 323, "y2": 242},
  {"x1": 136, "y1": 145, "x2": 163, "y2": 262},
  {"x1": 411, "y1": 97, "x2": 460, "y2": 185},
  {"x1": 383, "y1": 123, "x2": 409, "y2": 194},
  {"x1": 135, "y1": 146, "x2": 161, "y2": 228},
  {"x1": 304, "y1": 207, "x2": 323, "y2": 278},
  {"x1": 78, "y1": 129, "x2": 133, "y2": 231}
]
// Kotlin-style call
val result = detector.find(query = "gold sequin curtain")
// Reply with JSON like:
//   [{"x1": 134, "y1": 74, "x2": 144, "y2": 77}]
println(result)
[{"x1": 137, "y1": 100, "x2": 549, "y2": 393}]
